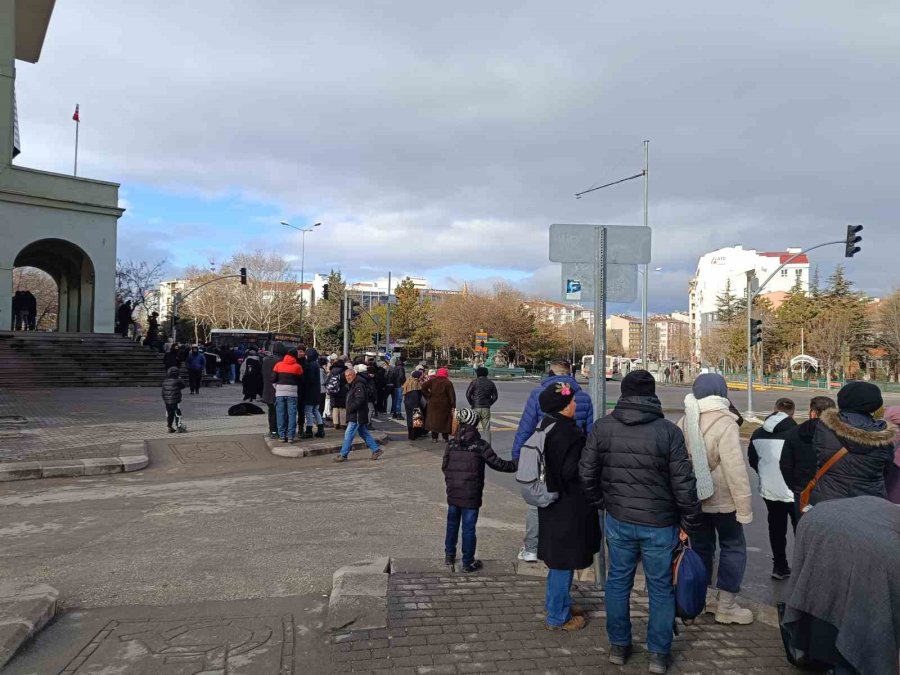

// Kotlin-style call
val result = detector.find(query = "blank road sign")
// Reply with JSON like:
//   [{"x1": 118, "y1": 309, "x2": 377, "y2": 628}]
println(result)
[
  {"x1": 561, "y1": 263, "x2": 638, "y2": 303},
  {"x1": 549, "y1": 224, "x2": 652, "y2": 264}
]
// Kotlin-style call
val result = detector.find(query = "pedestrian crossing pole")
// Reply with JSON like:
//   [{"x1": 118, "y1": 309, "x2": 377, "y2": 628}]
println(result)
[{"x1": 592, "y1": 226, "x2": 608, "y2": 590}]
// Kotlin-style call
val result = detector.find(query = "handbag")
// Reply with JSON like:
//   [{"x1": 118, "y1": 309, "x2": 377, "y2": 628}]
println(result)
[
  {"x1": 798, "y1": 447, "x2": 848, "y2": 512},
  {"x1": 412, "y1": 408, "x2": 424, "y2": 428},
  {"x1": 671, "y1": 535, "x2": 707, "y2": 622}
]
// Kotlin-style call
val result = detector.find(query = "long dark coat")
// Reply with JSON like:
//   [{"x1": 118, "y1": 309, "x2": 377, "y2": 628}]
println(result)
[
  {"x1": 241, "y1": 355, "x2": 264, "y2": 399},
  {"x1": 422, "y1": 376, "x2": 456, "y2": 435},
  {"x1": 538, "y1": 413, "x2": 601, "y2": 570}
]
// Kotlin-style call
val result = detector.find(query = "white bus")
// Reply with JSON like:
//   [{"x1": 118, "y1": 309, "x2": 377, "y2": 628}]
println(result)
[{"x1": 580, "y1": 355, "x2": 637, "y2": 380}]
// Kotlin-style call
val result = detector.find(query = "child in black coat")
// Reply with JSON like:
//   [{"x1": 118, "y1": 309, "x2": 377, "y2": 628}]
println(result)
[
  {"x1": 442, "y1": 408, "x2": 517, "y2": 572},
  {"x1": 161, "y1": 366, "x2": 186, "y2": 432}
]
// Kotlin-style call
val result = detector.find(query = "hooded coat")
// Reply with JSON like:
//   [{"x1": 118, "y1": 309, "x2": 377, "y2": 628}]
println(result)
[
  {"x1": 162, "y1": 367, "x2": 185, "y2": 405},
  {"x1": 537, "y1": 413, "x2": 601, "y2": 570},
  {"x1": 580, "y1": 395, "x2": 702, "y2": 533},
  {"x1": 810, "y1": 408, "x2": 896, "y2": 505},
  {"x1": 422, "y1": 375, "x2": 456, "y2": 435},
  {"x1": 240, "y1": 353, "x2": 264, "y2": 399},
  {"x1": 261, "y1": 353, "x2": 281, "y2": 404},
  {"x1": 300, "y1": 349, "x2": 322, "y2": 406},
  {"x1": 748, "y1": 412, "x2": 797, "y2": 502},
  {"x1": 327, "y1": 363, "x2": 349, "y2": 407},
  {"x1": 442, "y1": 424, "x2": 517, "y2": 509},
  {"x1": 346, "y1": 373, "x2": 371, "y2": 425},
  {"x1": 512, "y1": 374, "x2": 594, "y2": 460}
]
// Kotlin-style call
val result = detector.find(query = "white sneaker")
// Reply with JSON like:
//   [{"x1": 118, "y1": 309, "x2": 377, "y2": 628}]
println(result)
[{"x1": 517, "y1": 548, "x2": 538, "y2": 563}]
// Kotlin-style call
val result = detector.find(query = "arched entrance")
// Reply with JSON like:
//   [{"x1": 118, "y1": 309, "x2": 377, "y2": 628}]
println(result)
[{"x1": 13, "y1": 239, "x2": 95, "y2": 332}]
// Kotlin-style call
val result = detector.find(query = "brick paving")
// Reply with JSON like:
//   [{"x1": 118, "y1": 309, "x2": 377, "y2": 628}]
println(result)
[
  {"x1": 333, "y1": 572, "x2": 799, "y2": 674},
  {"x1": 0, "y1": 384, "x2": 270, "y2": 462}
]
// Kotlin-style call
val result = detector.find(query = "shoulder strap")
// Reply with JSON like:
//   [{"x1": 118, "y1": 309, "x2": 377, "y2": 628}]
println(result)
[{"x1": 799, "y1": 447, "x2": 849, "y2": 511}]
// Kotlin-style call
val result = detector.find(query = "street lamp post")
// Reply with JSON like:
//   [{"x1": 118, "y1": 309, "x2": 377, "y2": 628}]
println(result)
[{"x1": 281, "y1": 221, "x2": 322, "y2": 340}]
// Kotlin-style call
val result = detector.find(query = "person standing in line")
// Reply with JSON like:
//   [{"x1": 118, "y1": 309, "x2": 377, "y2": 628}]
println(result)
[
  {"x1": 810, "y1": 381, "x2": 896, "y2": 505},
  {"x1": 580, "y1": 371, "x2": 702, "y2": 674},
  {"x1": 272, "y1": 349, "x2": 303, "y2": 444},
  {"x1": 300, "y1": 347, "x2": 325, "y2": 438},
  {"x1": 780, "y1": 396, "x2": 836, "y2": 515},
  {"x1": 676, "y1": 373, "x2": 755, "y2": 625},
  {"x1": 442, "y1": 408, "x2": 517, "y2": 572},
  {"x1": 883, "y1": 406, "x2": 900, "y2": 505},
  {"x1": 333, "y1": 365, "x2": 384, "y2": 462},
  {"x1": 402, "y1": 370, "x2": 426, "y2": 440},
  {"x1": 261, "y1": 345, "x2": 284, "y2": 438},
  {"x1": 748, "y1": 397, "x2": 798, "y2": 580},
  {"x1": 239, "y1": 348, "x2": 264, "y2": 402},
  {"x1": 161, "y1": 366, "x2": 186, "y2": 433},
  {"x1": 466, "y1": 367, "x2": 498, "y2": 444},
  {"x1": 326, "y1": 359, "x2": 349, "y2": 431},
  {"x1": 422, "y1": 367, "x2": 456, "y2": 442},
  {"x1": 319, "y1": 356, "x2": 329, "y2": 418},
  {"x1": 536, "y1": 382, "x2": 600, "y2": 632},
  {"x1": 512, "y1": 360, "x2": 594, "y2": 564},
  {"x1": 389, "y1": 357, "x2": 407, "y2": 420},
  {"x1": 186, "y1": 345, "x2": 206, "y2": 395}
]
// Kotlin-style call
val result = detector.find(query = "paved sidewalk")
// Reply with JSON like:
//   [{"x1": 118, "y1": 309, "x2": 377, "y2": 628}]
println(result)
[{"x1": 333, "y1": 570, "x2": 798, "y2": 674}]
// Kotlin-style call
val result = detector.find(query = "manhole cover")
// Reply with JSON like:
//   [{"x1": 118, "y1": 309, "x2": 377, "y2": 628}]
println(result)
[{"x1": 169, "y1": 441, "x2": 254, "y2": 464}]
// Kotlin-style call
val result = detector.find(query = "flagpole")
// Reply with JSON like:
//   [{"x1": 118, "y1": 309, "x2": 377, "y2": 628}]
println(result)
[{"x1": 73, "y1": 104, "x2": 79, "y2": 176}]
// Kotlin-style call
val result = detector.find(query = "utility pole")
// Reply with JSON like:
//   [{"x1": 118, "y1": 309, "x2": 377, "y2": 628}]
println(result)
[
  {"x1": 342, "y1": 288, "x2": 350, "y2": 357},
  {"x1": 385, "y1": 272, "x2": 392, "y2": 360},
  {"x1": 641, "y1": 140, "x2": 649, "y2": 367}
]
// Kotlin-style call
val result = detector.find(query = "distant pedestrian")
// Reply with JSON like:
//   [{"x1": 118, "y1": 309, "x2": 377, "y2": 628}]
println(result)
[
  {"x1": 402, "y1": 370, "x2": 426, "y2": 440},
  {"x1": 326, "y1": 359, "x2": 349, "y2": 430},
  {"x1": 261, "y1": 345, "x2": 284, "y2": 438},
  {"x1": 512, "y1": 360, "x2": 594, "y2": 564},
  {"x1": 780, "y1": 396, "x2": 836, "y2": 512},
  {"x1": 388, "y1": 358, "x2": 407, "y2": 420},
  {"x1": 536, "y1": 381, "x2": 600, "y2": 632},
  {"x1": 186, "y1": 345, "x2": 205, "y2": 395},
  {"x1": 581, "y1": 371, "x2": 702, "y2": 673},
  {"x1": 240, "y1": 348, "x2": 264, "y2": 402},
  {"x1": 161, "y1": 366, "x2": 186, "y2": 433},
  {"x1": 163, "y1": 343, "x2": 180, "y2": 370},
  {"x1": 442, "y1": 408, "x2": 517, "y2": 572},
  {"x1": 422, "y1": 367, "x2": 456, "y2": 442},
  {"x1": 748, "y1": 398, "x2": 798, "y2": 580},
  {"x1": 809, "y1": 381, "x2": 896, "y2": 506},
  {"x1": 333, "y1": 365, "x2": 384, "y2": 462},
  {"x1": 677, "y1": 373, "x2": 754, "y2": 625},
  {"x1": 663, "y1": 366, "x2": 671, "y2": 383},
  {"x1": 146, "y1": 311, "x2": 160, "y2": 346},
  {"x1": 466, "y1": 367, "x2": 498, "y2": 443},
  {"x1": 883, "y1": 406, "x2": 900, "y2": 505},
  {"x1": 677, "y1": 366, "x2": 685, "y2": 383},
  {"x1": 116, "y1": 300, "x2": 133, "y2": 338},
  {"x1": 272, "y1": 349, "x2": 303, "y2": 443}
]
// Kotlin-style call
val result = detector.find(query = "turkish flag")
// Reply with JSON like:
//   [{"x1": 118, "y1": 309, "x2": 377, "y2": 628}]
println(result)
[{"x1": 72, "y1": 104, "x2": 80, "y2": 122}]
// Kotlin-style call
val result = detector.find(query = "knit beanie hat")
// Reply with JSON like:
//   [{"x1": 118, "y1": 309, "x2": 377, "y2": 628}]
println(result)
[
  {"x1": 692, "y1": 373, "x2": 728, "y2": 399},
  {"x1": 621, "y1": 370, "x2": 655, "y2": 398},
  {"x1": 539, "y1": 381, "x2": 576, "y2": 414},
  {"x1": 837, "y1": 381, "x2": 883, "y2": 415},
  {"x1": 455, "y1": 408, "x2": 479, "y2": 426}
]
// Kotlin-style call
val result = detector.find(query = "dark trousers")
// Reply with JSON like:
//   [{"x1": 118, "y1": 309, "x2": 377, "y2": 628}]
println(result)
[
  {"x1": 188, "y1": 369, "x2": 203, "y2": 393},
  {"x1": 764, "y1": 499, "x2": 798, "y2": 569},
  {"x1": 692, "y1": 511, "x2": 747, "y2": 594},
  {"x1": 376, "y1": 389, "x2": 388, "y2": 413},
  {"x1": 445, "y1": 505, "x2": 479, "y2": 566},
  {"x1": 431, "y1": 431, "x2": 449, "y2": 441},
  {"x1": 267, "y1": 403, "x2": 277, "y2": 434},
  {"x1": 165, "y1": 403, "x2": 179, "y2": 428}
]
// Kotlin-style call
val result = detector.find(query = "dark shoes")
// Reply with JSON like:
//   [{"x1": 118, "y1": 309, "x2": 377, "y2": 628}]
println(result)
[
  {"x1": 461, "y1": 560, "x2": 483, "y2": 573},
  {"x1": 609, "y1": 644, "x2": 632, "y2": 666},
  {"x1": 302, "y1": 427, "x2": 314, "y2": 439},
  {"x1": 167, "y1": 427, "x2": 175, "y2": 434},
  {"x1": 444, "y1": 554, "x2": 455, "y2": 566},
  {"x1": 371, "y1": 449, "x2": 383, "y2": 460},
  {"x1": 771, "y1": 564, "x2": 791, "y2": 580},
  {"x1": 649, "y1": 652, "x2": 669, "y2": 674},
  {"x1": 315, "y1": 424, "x2": 326, "y2": 438},
  {"x1": 333, "y1": 455, "x2": 348, "y2": 463}
]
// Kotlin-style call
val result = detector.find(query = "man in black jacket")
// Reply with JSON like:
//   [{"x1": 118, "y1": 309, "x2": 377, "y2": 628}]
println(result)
[
  {"x1": 580, "y1": 370, "x2": 701, "y2": 674},
  {"x1": 334, "y1": 366, "x2": 384, "y2": 462},
  {"x1": 465, "y1": 367, "x2": 499, "y2": 444},
  {"x1": 161, "y1": 367, "x2": 186, "y2": 433},
  {"x1": 780, "y1": 396, "x2": 836, "y2": 510}
]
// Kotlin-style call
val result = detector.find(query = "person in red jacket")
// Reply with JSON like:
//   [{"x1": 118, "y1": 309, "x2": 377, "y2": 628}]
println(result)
[{"x1": 272, "y1": 349, "x2": 303, "y2": 443}]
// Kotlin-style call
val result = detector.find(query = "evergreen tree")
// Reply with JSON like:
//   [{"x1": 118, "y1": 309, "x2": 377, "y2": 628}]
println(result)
[{"x1": 715, "y1": 279, "x2": 743, "y2": 325}]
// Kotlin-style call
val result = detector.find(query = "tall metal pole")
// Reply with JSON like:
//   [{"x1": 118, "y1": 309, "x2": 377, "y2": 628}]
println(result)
[
  {"x1": 641, "y1": 140, "x2": 649, "y2": 366},
  {"x1": 746, "y1": 272, "x2": 755, "y2": 417},
  {"x1": 298, "y1": 230, "x2": 307, "y2": 340},
  {"x1": 73, "y1": 117, "x2": 80, "y2": 177},
  {"x1": 592, "y1": 226, "x2": 608, "y2": 590},
  {"x1": 342, "y1": 288, "x2": 350, "y2": 357},
  {"x1": 385, "y1": 272, "x2": 392, "y2": 359}
]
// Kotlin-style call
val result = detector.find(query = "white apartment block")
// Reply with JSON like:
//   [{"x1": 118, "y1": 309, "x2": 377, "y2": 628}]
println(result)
[
  {"x1": 688, "y1": 245, "x2": 809, "y2": 361},
  {"x1": 158, "y1": 279, "x2": 188, "y2": 321},
  {"x1": 525, "y1": 300, "x2": 595, "y2": 330}
]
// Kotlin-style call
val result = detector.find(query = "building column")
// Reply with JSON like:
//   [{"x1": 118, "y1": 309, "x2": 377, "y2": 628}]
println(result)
[{"x1": 0, "y1": 0, "x2": 15, "y2": 171}]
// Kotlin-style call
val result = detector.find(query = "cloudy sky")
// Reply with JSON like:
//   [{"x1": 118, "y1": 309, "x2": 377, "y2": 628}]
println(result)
[{"x1": 13, "y1": 1, "x2": 899, "y2": 313}]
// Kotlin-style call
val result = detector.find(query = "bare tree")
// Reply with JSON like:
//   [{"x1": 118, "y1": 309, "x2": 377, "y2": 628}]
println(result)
[
  {"x1": 12, "y1": 267, "x2": 58, "y2": 330},
  {"x1": 116, "y1": 259, "x2": 165, "y2": 318},
  {"x1": 878, "y1": 290, "x2": 900, "y2": 381}
]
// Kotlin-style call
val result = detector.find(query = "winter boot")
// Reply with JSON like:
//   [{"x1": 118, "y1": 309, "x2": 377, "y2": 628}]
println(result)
[
  {"x1": 705, "y1": 588, "x2": 718, "y2": 614},
  {"x1": 714, "y1": 591, "x2": 754, "y2": 625},
  {"x1": 315, "y1": 424, "x2": 326, "y2": 438},
  {"x1": 302, "y1": 426, "x2": 314, "y2": 439}
]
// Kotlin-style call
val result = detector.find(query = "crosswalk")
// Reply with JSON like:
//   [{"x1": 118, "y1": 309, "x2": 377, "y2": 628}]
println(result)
[{"x1": 375, "y1": 412, "x2": 524, "y2": 434}]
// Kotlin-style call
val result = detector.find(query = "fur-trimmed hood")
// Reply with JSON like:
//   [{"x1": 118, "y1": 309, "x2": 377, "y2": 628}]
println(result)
[{"x1": 820, "y1": 408, "x2": 897, "y2": 450}]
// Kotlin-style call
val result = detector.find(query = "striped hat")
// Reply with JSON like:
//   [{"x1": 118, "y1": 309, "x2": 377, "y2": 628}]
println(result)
[{"x1": 455, "y1": 408, "x2": 479, "y2": 427}]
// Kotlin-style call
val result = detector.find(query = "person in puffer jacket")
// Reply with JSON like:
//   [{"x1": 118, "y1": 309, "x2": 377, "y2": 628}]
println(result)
[
  {"x1": 272, "y1": 350, "x2": 303, "y2": 443},
  {"x1": 748, "y1": 398, "x2": 798, "y2": 580},
  {"x1": 442, "y1": 408, "x2": 517, "y2": 573},
  {"x1": 161, "y1": 366, "x2": 186, "y2": 433}
]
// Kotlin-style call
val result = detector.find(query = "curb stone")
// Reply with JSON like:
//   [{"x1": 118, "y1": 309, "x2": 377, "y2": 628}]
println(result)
[
  {"x1": 264, "y1": 431, "x2": 389, "y2": 458},
  {"x1": 0, "y1": 582, "x2": 59, "y2": 669},
  {"x1": 327, "y1": 557, "x2": 392, "y2": 632},
  {"x1": 0, "y1": 442, "x2": 149, "y2": 482}
]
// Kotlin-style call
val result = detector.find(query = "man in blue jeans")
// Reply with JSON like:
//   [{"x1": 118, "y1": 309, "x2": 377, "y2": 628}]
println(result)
[
  {"x1": 333, "y1": 365, "x2": 383, "y2": 462},
  {"x1": 580, "y1": 371, "x2": 702, "y2": 674}
]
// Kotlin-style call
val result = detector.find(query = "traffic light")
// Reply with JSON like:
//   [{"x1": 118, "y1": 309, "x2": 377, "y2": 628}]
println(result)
[
  {"x1": 844, "y1": 224, "x2": 863, "y2": 258},
  {"x1": 322, "y1": 283, "x2": 330, "y2": 300},
  {"x1": 239, "y1": 267, "x2": 248, "y2": 285},
  {"x1": 750, "y1": 318, "x2": 763, "y2": 345},
  {"x1": 350, "y1": 300, "x2": 361, "y2": 320}
]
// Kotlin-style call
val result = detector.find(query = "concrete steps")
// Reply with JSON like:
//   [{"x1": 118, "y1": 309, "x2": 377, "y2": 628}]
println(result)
[{"x1": 0, "y1": 332, "x2": 165, "y2": 388}]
